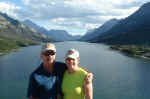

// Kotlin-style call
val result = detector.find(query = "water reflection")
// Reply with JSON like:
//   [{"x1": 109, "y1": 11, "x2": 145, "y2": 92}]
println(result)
[{"x1": 1, "y1": 41, "x2": 150, "y2": 99}]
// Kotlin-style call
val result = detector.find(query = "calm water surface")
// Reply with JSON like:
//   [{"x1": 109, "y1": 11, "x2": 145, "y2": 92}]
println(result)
[{"x1": 1, "y1": 41, "x2": 150, "y2": 99}]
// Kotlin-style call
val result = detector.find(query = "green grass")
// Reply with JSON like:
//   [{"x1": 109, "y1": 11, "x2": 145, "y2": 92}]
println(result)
[
  {"x1": 0, "y1": 38, "x2": 19, "y2": 53},
  {"x1": 0, "y1": 37, "x2": 41, "y2": 53},
  {"x1": 110, "y1": 45, "x2": 150, "y2": 59}
]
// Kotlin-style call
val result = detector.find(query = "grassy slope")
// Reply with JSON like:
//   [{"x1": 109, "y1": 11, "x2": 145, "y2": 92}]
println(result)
[
  {"x1": 0, "y1": 37, "x2": 40, "y2": 53},
  {"x1": 110, "y1": 45, "x2": 150, "y2": 59}
]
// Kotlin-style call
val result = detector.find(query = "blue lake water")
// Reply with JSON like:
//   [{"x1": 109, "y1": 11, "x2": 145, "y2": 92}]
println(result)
[{"x1": 1, "y1": 41, "x2": 150, "y2": 99}]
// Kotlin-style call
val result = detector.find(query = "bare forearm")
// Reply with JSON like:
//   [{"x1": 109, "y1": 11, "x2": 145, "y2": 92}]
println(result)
[
  {"x1": 84, "y1": 72, "x2": 93, "y2": 99},
  {"x1": 85, "y1": 83, "x2": 93, "y2": 99}
]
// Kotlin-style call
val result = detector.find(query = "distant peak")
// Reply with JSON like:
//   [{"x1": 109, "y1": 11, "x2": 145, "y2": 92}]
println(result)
[
  {"x1": 141, "y1": 2, "x2": 150, "y2": 9},
  {"x1": 0, "y1": 12, "x2": 8, "y2": 17},
  {"x1": 23, "y1": 19, "x2": 33, "y2": 23},
  {"x1": 109, "y1": 18, "x2": 118, "y2": 21}
]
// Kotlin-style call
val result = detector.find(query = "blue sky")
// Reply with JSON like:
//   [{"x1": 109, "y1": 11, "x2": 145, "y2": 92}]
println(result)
[{"x1": 0, "y1": 0, "x2": 149, "y2": 35}]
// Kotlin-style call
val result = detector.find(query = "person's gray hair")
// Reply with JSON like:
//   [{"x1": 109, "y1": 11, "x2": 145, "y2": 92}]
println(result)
[{"x1": 41, "y1": 43, "x2": 56, "y2": 53}]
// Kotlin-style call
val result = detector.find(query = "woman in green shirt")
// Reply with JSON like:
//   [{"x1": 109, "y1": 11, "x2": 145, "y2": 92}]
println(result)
[{"x1": 62, "y1": 49, "x2": 93, "y2": 99}]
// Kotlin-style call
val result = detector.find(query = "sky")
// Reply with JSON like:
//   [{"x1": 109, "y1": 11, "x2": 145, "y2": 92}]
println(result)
[{"x1": 0, "y1": 0, "x2": 149, "y2": 35}]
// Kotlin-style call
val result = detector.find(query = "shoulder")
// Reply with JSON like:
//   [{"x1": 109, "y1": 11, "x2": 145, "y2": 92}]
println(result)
[
  {"x1": 55, "y1": 61, "x2": 67, "y2": 68},
  {"x1": 30, "y1": 64, "x2": 43, "y2": 78},
  {"x1": 55, "y1": 61, "x2": 66, "y2": 66},
  {"x1": 78, "y1": 67, "x2": 88, "y2": 76},
  {"x1": 54, "y1": 61, "x2": 67, "y2": 72}
]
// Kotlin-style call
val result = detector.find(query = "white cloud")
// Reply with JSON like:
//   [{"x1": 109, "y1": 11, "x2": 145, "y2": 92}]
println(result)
[
  {"x1": 85, "y1": 23, "x2": 100, "y2": 30},
  {"x1": 51, "y1": 18, "x2": 65, "y2": 23},
  {"x1": 21, "y1": 0, "x2": 30, "y2": 5},
  {"x1": 50, "y1": 18, "x2": 84, "y2": 29},
  {"x1": 0, "y1": 2, "x2": 21, "y2": 19},
  {"x1": 0, "y1": 0, "x2": 149, "y2": 35}
]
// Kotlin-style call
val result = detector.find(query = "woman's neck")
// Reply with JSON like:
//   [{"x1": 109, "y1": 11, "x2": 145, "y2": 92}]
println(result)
[{"x1": 68, "y1": 66, "x2": 79, "y2": 74}]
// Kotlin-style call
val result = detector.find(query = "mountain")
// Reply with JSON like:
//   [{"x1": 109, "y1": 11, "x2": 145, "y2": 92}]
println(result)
[
  {"x1": 22, "y1": 19, "x2": 79, "y2": 41},
  {"x1": 79, "y1": 29, "x2": 97, "y2": 41},
  {"x1": 91, "y1": 2, "x2": 150, "y2": 45},
  {"x1": 48, "y1": 29, "x2": 69, "y2": 41},
  {"x1": 0, "y1": 12, "x2": 50, "y2": 42},
  {"x1": 22, "y1": 20, "x2": 48, "y2": 35},
  {"x1": 48, "y1": 29, "x2": 82, "y2": 41},
  {"x1": 80, "y1": 19, "x2": 119, "y2": 41}
]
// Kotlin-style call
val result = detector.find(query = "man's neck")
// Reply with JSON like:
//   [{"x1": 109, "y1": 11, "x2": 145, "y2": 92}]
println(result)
[{"x1": 43, "y1": 62, "x2": 54, "y2": 73}]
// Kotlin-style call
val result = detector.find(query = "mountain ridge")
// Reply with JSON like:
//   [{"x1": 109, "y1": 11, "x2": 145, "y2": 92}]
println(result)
[
  {"x1": 89, "y1": 2, "x2": 150, "y2": 45},
  {"x1": 22, "y1": 19, "x2": 81, "y2": 41},
  {"x1": 80, "y1": 18, "x2": 119, "y2": 41}
]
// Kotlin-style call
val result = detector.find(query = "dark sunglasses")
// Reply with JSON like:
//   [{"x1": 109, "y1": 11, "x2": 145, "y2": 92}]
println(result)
[{"x1": 43, "y1": 51, "x2": 56, "y2": 56}]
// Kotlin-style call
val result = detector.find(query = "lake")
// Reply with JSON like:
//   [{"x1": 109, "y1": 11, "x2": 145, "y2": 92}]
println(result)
[{"x1": 1, "y1": 41, "x2": 150, "y2": 99}]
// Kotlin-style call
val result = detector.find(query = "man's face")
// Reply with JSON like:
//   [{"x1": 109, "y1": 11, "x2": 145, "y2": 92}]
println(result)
[{"x1": 41, "y1": 50, "x2": 56, "y2": 64}]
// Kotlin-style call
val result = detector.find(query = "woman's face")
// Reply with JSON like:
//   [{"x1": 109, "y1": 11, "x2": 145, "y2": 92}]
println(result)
[{"x1": 65, "y1": 58, "x2": 79, "y2": 70}]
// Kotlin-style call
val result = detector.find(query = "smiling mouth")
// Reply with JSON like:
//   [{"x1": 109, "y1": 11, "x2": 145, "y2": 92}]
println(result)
[
  {"x1": 46, "y1": 58, "x2": 51, "y2": 61},
  {"x1": 68, "y1": 63, "x2": 74, "y2": 66}
]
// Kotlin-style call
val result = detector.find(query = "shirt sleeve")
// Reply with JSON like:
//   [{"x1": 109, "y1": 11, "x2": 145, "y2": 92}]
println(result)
[
  {"x1": 27, "y1": 74, "x2": 40, "y2": 98},
  {"x1": 81, "y1": 68, "x2": 88, "y2": 84}
]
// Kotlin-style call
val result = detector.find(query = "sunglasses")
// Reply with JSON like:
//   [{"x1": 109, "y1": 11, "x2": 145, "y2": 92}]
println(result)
[{"x1": 43, "y1": 51, "x2": 56, "y2": 56}]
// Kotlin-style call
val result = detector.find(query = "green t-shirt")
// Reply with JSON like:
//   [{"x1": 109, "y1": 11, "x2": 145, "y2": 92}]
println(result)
[{"x1": 62, "y1": 67, "x2": 87, "y2": 99}]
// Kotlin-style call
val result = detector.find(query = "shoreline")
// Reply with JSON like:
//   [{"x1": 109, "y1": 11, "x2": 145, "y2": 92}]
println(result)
[
  {"x1": 110, "y1": 45, "x2": 150, "y2": 60},
  {"x1": 0, "y1": 37, "x2": 42, "y2": 55},
  {"x1": 0, "y1": 43, "x2": 41, "y2": 55},
  {"x1": 0, "y1": 48, "x2": 20, "y2": 55}
]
